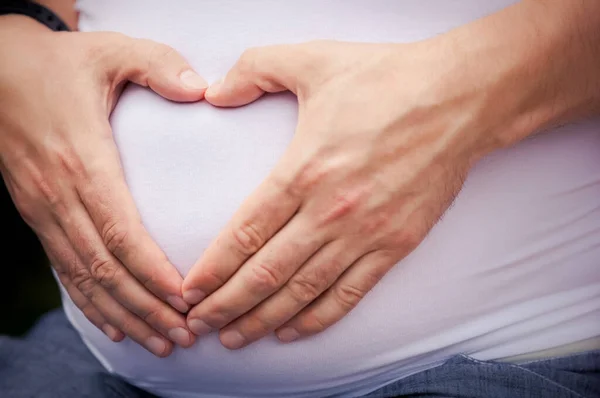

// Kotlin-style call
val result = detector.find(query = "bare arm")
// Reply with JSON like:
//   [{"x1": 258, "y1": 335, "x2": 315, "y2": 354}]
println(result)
[
  {"x1": 0, "y1": 0, "x2": 208, "y2": 356},
  {"x1": 440, "y1": 0, "x2": 600, "y2": 152}
]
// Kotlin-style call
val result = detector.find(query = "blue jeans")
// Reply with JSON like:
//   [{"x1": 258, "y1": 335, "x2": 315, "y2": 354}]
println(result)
[{"x1": 0, "y1": 310, "x2": 598, "y2": 398}]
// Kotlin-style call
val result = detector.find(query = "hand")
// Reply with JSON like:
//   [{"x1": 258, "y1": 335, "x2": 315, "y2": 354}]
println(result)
[
  {"x1": 0, "y1": 17, "x2": 208, "y2": 357},
  {"x1": 182, "y1": 39, "x2": 505, "y2": 349},
  {"x1": 185, "y1": 0, "x2": 600, "y2": 349}
]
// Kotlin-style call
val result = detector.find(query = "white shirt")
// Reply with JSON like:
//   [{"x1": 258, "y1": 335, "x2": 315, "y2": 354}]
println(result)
[{"x1": 63, "y1": 1, "x2": 600, "y2": 397}]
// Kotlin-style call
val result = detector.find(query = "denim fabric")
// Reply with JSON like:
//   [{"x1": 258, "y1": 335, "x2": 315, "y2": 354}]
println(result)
[
  {"x1": 0, "y1": 310, "x2": 154, "y2": 398},
  {"x1": 1, "y1": 309, "x2": 598, "y2": 398},
  {"x1": 364, "y1": 351, "x2": 600, "y2": 398}
]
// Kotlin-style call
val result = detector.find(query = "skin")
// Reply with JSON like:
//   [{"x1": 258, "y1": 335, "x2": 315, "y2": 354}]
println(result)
[
  {"x1": 35, "y1": 0, "x2": 78, "y2": 29},
  {"x1": 0, "y1": 7, "x2": 209, "y2": 356},
  {"x1": 182, "y1": 0, "x2": 600, "y2": 349}
]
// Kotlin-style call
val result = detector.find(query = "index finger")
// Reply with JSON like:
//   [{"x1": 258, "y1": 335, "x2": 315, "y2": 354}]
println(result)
[
  {"x1": 181, "y1": 174, "x2": 302, "y2": 305},
  {"x1": 77, "y1": 140, "x2": 189, "y2": 312}
]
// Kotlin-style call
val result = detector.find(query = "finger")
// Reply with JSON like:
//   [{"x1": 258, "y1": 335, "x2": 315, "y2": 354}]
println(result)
[
  {"x1": 57, "y1": 271, "x2": 125, "y2": 342},
  {"x1": 76, "y1": 137, "x2": 189, "y2": 313},
  {"x1": 97, "y1": 33, "x2": 208, "y2": 101},
  {"x1": 47, "y1": 239, "x2": 173, "y2": 357},
  {"x1": 39, "y1": 227, "x2": 187, "y2": 356},
  {"x1": 219, "y1": 239, "x2": 363, "y2": 349},
  {"x1": 185, "y1": 215, "x2": 324, "y2": 340},
  {"x1": 45, "y1": 223, "x2": 181, "y2": 357},
  {"x1": 204, "y1": 44, "x2": 305, "y2": 107},
  {"x1": 275, "y1": 250, "x2": 396, "y2": 342},
  {"x1": 79, "y1": 278, "x2": 176, "y2": 358},
  {"x1": 41, "y1": 237, "x2": 125, "y2": 342},
  {"x1": 182, "y1": 174, "x2": 302, "y2": 305},
  {"x1": 54, "y1": 193, "x2": 194, "y2": 348},
  {"x1": 33, "y1": 211, "x2": 172, "y2": 356}
]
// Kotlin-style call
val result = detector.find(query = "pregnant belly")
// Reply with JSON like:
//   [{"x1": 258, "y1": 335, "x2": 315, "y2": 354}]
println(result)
[
  {"x1": 61, "y1": 86, "x2": 600, "y2": 398},
  {"x1": 63, "y1": 1, "x2": 600, "y2": 397}
]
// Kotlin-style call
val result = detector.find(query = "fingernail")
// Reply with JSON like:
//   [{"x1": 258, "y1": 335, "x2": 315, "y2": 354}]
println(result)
[
  {"x1": 168, "y1": 327, "x2": 193, "y2": 347},
  {"x1": 188, "y1": 318, "x2": 213, "y2": 336},
  {"x1": 205, "y1": 78, "x2": 224, "y2": 97},
  {"x1": 277, "y1": 327, "x2": 300, "y2": 343},
  {"x1": 180, "y1": 69, "x2": 208, "y2": 90},
  {"x1": 102, "y1": 324, "x2": 119, "y2": 341},
  {"x1": 220, "y1": 329, "x2": 246, "y2": 350},
  {"x1": 145, "y1": 336, "x2": 167, "y2": 356},
  {"x1": 167, "y1": 295, "x2": 190, "y2": 313},
  {"x1": 183, "y1": 289, "x2": 206, "y2": 305}
]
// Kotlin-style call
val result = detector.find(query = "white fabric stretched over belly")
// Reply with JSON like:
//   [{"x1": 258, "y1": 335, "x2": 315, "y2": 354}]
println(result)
[{"x1": 65, "y1": 1, "x2": 600, "y2": 397}]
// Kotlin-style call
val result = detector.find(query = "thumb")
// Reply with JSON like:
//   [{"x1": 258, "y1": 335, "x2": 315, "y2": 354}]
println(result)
[
  {"x1": 205, "y1": 45, "x2": 305, "y2": 107},
  {"x1": 101, "y1": 34, "x2": 208, "y2": 102}
]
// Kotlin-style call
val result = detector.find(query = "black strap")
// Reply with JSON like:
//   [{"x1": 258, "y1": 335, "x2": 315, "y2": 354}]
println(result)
[{"x1": 0, "y1": 0, "x2": 70, "y2": 31}]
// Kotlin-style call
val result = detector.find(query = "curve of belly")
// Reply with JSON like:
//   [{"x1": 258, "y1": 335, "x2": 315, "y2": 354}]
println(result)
[
  {"x1": 61, "y1": 86, "x2": 600, "y2": 397},
  {"x1": 65, "y1": 1, "x2": 600, "y2": 396}
]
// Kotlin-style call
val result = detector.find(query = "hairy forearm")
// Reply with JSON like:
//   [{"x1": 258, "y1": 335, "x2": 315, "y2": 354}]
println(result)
[{"x1": 432, "y1": 0, "x2": 600, "y2": 151}]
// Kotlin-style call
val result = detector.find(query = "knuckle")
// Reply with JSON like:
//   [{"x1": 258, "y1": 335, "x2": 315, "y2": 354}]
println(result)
[
  {"x1": 318, "y1": 188, "x2": 366, "y2": 226},
  {"x1": 198, "y1": 267, "x2": 229, "y2": 289},
  {"x1": 116, "y1": 316, "x2": 135, "y2": 335},
  {"x1": 244, "y1": 314, "x2": 276, "y2": 335},
  {"x1": 300, "y1": 310, "x2": 328, "y2": 334},
  {"x1": 388, "y1": 228, "x2": 423, "y2": 251},
  {"x1": 89, "y1": 256, "x2": 120, "y2": 290},
  {"x1": 140, "y1": 307, "x2": 163, "y2": 326},
  {"x1": 55, "y1": 147, "x2": 85, "y2": 177},
  {"x1": 332, "y1": 283, "x2": 365, "y2": 311},
  {"x1": 202, "y1": 303, "x2": 235, "y2": 327},
  {"x1": 266, "y1": 149, "x2": 339, "y2": 202},
  {"x1": 359, "y1": 211, "x2": 389, "y2": 235},
  {"x1": 248, "y1": 262, "x2": 285, "y2": 293},
  {"x1": 101, "y1": 221, "x2": 130, "y2": 256},
  {"x1": 285, "y1": 273, "x2": 326, "y2": 306},
  {"x1": 32, "y1": 174, "x2": 65, "y2": 215},
  {"x1": 267, "y1": 172, "x2": 299, "y2": 201},
  {"x1": 231, "y1": 221, "x2": 264, "y2": 255},
  {"x1": 289, "y1": 157, "x2": 328, "y2": 195},
  {"x1": 363, "y1": 265, "x2": 388, "y2": 287},
  {"x1": 139, "y1": 268, "x2": 160, "y2": 292},
  {"x1": 71, "y1": 267, "x2": 96, "y2": 296},
  {"x1": 65, "y1": 256, "x2": 82, "y2": 282}
]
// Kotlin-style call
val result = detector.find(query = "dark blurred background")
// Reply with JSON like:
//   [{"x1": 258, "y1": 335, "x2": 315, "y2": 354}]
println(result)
[{"x1": 1, "y1": 180, "x2": 60, "y2": 336}]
